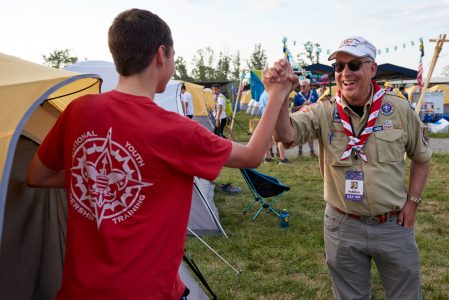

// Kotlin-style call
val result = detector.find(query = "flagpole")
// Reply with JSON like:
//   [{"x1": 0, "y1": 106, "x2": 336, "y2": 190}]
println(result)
[
  {"x1": 230, "y1": 74, "x2": 244, "y2": 130},
  {"x1": 415, "y1": 34, "x2": 447, "y2": 113}
]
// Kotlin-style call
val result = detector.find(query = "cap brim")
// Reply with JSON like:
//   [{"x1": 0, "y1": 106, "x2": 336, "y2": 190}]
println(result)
[{"x1": 328, "y1": 48, "x2": 372, "y2": 61}]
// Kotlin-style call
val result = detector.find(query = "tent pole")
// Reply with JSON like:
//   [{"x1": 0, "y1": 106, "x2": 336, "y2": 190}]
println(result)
[
  {"x1": 230, "y1": 77, "x2": 243, "y2": 130},
  {"x1": 188, "y1": 227, "x2": 242, "y2": 275},
  {"x1": 415, "y1": 34, "x2": 448, "y2": 113},
  {"x1": 193, "y1": 178, "x2": 228, "y2": 238}
]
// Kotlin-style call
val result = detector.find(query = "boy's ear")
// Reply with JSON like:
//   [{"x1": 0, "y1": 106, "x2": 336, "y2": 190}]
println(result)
[{"x1": 156, "y1": 45, "x2": 166, "y2": 65}]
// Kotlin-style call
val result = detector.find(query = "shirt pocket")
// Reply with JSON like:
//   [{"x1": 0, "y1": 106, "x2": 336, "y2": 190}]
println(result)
[
  {"x1": 327, "y1": 131, "x2": 353, "y2": 167},
  {"x1": 375, "y1": 129, "x2": 404, "y2": 162}
]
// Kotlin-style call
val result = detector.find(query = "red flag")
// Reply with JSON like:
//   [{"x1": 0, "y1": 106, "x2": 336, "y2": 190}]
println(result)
[{"x1": 417, "y1": 60, "x2": 423, "y2": 89}]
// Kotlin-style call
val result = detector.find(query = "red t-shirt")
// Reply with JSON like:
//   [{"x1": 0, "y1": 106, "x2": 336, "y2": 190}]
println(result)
[{"x1": 37, "y1": 90, "x2": 232, "y2": 300}]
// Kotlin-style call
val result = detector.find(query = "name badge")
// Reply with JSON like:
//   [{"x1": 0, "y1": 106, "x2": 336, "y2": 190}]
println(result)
[{"x1": 345, "y1": 170, "x2": 364, "y2": 201}]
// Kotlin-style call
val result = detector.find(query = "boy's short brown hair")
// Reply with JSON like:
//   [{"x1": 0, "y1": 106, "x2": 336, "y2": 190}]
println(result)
[{"x1": 108, "y1": 9, "x2": 173, "y2": 76}]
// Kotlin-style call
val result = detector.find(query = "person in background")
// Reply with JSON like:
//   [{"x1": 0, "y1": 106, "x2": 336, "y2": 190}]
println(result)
[
  {"x1": 26, "y1": 8, "x2": 295, "y2": 300},
  {"x1": 399, "y1": 85, "x2": 409, "y2": 100},
  {"x1": 293, "y1": 79, "x2": 318, "y2": 157},
  {"x1": 269, "y1": 35, "x2": 431, "y2": 299},
  {"x1": 212, "y1": 84, "x2": 227, "y2": 138},
  {"x1": 260, "y1": 89, "x2": 290, "y2": 164},
  {"x1": 180, "y1": 84, "x2": 194, "y2": 119},
  {"x1": 317, "y1": 84, "x2": 327, "y2": 97},
  {"x1": 383, "y1": 81, "x2": 393, "y2": 92}
]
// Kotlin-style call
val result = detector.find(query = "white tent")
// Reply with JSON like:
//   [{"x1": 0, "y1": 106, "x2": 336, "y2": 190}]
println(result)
[
  {"x1": 65, "y1": 60, "x2": 184, "y2": 115},
  {"x1": 65, "y1": 60, "x2": 118, "y2": 92}
]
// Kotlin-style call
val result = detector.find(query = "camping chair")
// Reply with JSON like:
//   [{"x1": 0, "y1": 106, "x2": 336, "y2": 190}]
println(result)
[{"x1": 240, "y1": 168, "x2": 290, "y2": 221}]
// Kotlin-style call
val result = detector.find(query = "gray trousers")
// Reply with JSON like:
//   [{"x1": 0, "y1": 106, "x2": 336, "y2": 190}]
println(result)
[{"x1": 324, "y1": 203, "x2": 422, "y2": 300}]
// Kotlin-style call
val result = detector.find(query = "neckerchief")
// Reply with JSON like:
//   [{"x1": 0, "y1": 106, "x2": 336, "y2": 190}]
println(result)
[{"x1": 335, "y1": 80, "x2": 385, "y2": 162}]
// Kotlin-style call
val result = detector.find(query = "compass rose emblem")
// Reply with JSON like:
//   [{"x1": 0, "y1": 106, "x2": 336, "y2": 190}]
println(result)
[{"x1": 71, "y1": 128, "x2": 152, "y2": 228}]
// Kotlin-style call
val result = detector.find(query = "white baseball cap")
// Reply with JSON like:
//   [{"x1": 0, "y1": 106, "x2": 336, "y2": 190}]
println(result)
[{"x1": 328, "y1": 36, "x2": 376, "y2": 61}]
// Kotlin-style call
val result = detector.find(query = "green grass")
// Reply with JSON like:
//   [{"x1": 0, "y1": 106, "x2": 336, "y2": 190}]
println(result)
[
  {"x1": 185, "y1": 112, "x2": 449, "y2": 299},
  {"x1": 228, "y1": 112, "x2": 254, "y2": 143},
  {"x1": 429, "y1": 131, "x2": 449, "y2": 138}
]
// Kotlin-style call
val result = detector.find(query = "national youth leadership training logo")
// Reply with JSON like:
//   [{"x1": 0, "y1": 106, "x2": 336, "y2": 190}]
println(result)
[{"x1": 70, "y1": 128, "x2": 152, "y2": 228}]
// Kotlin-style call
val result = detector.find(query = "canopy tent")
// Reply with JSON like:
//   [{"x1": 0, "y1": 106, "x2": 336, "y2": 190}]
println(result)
[
  {"x1": 303, "y1": 64, "x2": 333, "y2": 86},
  {"x1": 304, "y1": 63, "x2": 333, "y2": 74},
  {"x1": 429, "y1": 84, "x2": 449, "y2": 105},
  {"x1": 374, "y1": 63, "x2": 418, "y2": 80}
]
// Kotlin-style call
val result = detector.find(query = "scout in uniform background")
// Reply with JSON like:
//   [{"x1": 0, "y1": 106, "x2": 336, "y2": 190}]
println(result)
[{"x1": 266, "y1": 36, "x2": 431, "y2": 299}]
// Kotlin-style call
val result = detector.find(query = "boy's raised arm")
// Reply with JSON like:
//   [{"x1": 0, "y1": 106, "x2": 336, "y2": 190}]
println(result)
[{"x1": 225, "y1": 59, "x2": 298, "y2": 168}]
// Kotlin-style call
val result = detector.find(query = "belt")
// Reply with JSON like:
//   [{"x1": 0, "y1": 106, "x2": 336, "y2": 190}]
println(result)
[{"x1": 332, "y1": 205, "x2": 399, "y2": 225}]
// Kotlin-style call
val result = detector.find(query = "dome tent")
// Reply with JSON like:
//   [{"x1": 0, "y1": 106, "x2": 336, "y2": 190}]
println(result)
[
  {"x1": 65, "y1": 60, "x2": 184, "y2": 114},
  {"x1": 0, "y1": 52, "x2": 101, "y2": 299}
]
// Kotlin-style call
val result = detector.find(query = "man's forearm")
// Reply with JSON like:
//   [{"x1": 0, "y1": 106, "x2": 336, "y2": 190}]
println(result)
[
  {"x1": 398, "y1": 159, "x2": 430, "y2": 227},
  {"x1": 273, "y1": 95, "x2": 295, "y2": 146},
  {"x1": 408, "y1": 159, "x2": 430, "y2": 197}
]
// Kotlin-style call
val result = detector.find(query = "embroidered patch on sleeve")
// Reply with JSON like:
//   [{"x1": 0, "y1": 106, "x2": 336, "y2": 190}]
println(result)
[{"x1": 421, "y1": 126, "x2": 430, "y2": 146}]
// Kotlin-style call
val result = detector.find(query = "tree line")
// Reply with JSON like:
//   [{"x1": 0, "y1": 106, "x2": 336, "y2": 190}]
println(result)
[
  {"x1": 45, "y1": 42, "x2": 449, "y2": 81},
  {"x1": 41, "y1": 42, "x2": 324, "y2": 81},
  {"x1": 174, "y1": 43, "x2": 268, "y2": 82}
]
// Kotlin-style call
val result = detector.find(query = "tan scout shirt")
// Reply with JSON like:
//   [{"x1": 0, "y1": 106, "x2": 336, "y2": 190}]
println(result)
[{"x1": 289, "y1": 92, "x2": 432, "y2": 216}]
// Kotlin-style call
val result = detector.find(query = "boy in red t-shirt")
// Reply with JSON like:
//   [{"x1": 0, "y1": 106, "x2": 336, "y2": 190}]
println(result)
[{"x1": 27, "y1": 9, "x2": 298, "y2": 300}]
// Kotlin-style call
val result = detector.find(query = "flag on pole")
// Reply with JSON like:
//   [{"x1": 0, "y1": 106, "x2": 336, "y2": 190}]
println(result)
[
  {"x1": 419, "y1": 37, "x2": 425, "y2": 57},
  {"x1": 282, "y1": 37, "x2": 293, "y2": 62},
  {"x1": 417, "y1": 37, "x2": 424, "y2": 90}
]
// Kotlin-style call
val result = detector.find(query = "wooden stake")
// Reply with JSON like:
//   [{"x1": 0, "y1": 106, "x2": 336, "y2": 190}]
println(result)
[
  {"x1": 415, "y1": 34, "x2": 448, "y2": 113},
  {"x1": 230, "y1": 79, "x2": 243, "y2": 130}
]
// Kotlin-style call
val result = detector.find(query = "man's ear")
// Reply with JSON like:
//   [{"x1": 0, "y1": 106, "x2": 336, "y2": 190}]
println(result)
[
  {"x1": 370, "y1": 62, "x2": 378, "y2": 78},
  {"x1": 156, "y1": 45, "x2": 166, "y2": 66}
]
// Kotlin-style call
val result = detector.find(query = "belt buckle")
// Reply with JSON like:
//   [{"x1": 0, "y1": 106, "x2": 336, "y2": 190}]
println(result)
[{"x1": 360, "y1": 215, "x2": 379, "y2": 225}]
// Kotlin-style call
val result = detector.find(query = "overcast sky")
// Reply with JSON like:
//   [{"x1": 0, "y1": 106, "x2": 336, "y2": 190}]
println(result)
[{"x1": 2, "y1": 0, "x2": 449, "y2": 77}]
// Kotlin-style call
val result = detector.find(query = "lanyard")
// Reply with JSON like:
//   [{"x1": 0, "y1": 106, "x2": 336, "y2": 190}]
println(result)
[{"x1": 300, "y1": 91, "x2": 313, "y2": 102}]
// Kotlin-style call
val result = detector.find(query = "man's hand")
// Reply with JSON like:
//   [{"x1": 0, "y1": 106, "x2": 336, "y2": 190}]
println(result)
[
  {"x1": 262, "y1": 59, "x2": 298, "y2": 100},
  {"x1": 397, "y1": 200, "x2": 417, "y2": 227}
]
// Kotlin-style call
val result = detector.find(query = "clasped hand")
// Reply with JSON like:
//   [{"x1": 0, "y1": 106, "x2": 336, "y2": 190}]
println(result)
[{"x1": 262, "y1": 59, "x2": 298, "y2": 100}]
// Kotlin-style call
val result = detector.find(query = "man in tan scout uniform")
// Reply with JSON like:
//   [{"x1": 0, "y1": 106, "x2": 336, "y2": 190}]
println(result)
[{"x1": 267, "y1": 36, "x2": 431, "y2": 299}]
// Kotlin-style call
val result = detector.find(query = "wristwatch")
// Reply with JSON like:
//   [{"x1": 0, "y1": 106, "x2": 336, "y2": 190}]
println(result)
[{"x1": 408, "y1": 195, "x2": 422, "y2": 207}]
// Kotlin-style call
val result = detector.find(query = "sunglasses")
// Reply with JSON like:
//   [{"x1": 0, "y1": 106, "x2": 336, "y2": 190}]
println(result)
[
  {"x1": 332, "y1": 60, "x2": 372, "y2": 73},
  {"x1": 300, "y1": 85, "x2": 308, "y2": 88}
]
